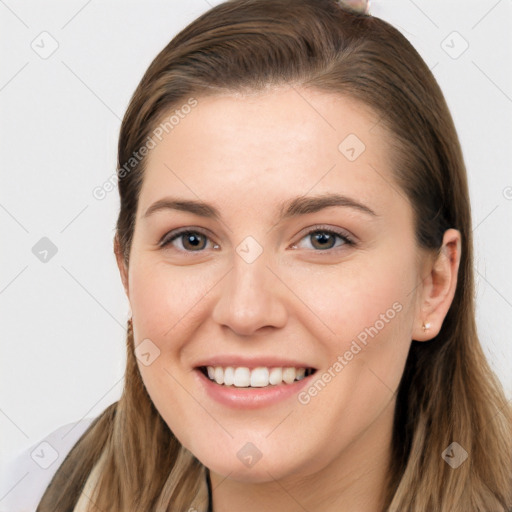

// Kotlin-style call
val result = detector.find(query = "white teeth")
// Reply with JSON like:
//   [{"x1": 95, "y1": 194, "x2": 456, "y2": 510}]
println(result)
[
  {"x1": 224, "y1": 366, "x2": 234, "y2": 386},
  {"x1": 204, "y1": 365, "x2": 312, "y2": 387},
  {"x1": 268, "y1": 367, "x2": 283, "y2": 385},
  {"x1": 233, "y1": 367, "x2": 250, "y2": 387},
  {"x1": 282, "y1": 367, "x2": 296, "y2": 384},
  {"x1": 214, "y1": 366, "x2": 223, "y2": 385},
  {"x1": 250, "y1": 367, "x2": 269, "y2": 387}
]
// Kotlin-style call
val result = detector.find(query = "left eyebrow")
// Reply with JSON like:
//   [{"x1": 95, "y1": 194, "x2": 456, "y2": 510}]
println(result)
[
  {"x1": 279, "y1": 193, "x2": 377, "y2": 219},
  {"x1": 141, "y1": 192, "x2": 378, "y2": 222}
]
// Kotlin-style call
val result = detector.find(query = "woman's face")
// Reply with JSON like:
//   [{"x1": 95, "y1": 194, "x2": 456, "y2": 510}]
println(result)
[{"x1": 120, "y1": 88, "x2": 429, "y2": 483}]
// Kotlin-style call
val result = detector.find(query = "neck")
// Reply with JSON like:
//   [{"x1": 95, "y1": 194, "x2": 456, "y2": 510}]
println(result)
[{"x1": 209, "y1": 397, "x2": 396, "y2": 512}]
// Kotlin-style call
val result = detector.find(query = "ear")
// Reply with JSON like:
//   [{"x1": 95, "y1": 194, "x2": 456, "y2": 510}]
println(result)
[
  {"x1": 412, "y1": 228, "x2": 461, "y2": 341},
  {"x1": 114, "y1": 234, "x2": 130, "y2": 298}
]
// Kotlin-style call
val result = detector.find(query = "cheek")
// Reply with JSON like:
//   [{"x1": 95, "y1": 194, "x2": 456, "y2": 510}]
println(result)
[
  {"x1": 280, "y1": 249, "x2": 416, "y2": 342},
  {"x1": 280, "y1": 248, "x2": 417, "y2": 398},
  {"x1": 127, "y1": 262, "x2": 215, "y2": 447},
  {"x1": 127, "y1": 264, "x2": 209, "y2": 400},
  {"x1": 128, "y1": 261, "x2": 218, "y2": 341}
]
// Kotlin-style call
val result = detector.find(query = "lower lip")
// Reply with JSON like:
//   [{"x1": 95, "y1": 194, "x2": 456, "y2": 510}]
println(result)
[{"x1": 194, "y1": 368, "x2": 314, "y2": 409}]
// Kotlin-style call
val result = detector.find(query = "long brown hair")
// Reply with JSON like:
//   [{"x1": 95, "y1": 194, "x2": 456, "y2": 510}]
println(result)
[{"x1": 37, "y1": 1, "x2": 512, "y2": 510}]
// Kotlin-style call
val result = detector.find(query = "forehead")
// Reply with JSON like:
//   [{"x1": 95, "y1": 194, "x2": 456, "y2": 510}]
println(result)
[{"x1": 138, "y1": 87, "x2": 405, "y2": 221}]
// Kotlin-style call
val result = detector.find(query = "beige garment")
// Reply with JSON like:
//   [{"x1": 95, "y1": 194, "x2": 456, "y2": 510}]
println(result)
[{"x1": 72, "y1": 449, "x2": 107, "y2": 512}]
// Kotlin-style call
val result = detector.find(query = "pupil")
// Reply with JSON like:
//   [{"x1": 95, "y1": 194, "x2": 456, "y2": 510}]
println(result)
[
  {"x1": 313, "y1": 232, "x2": 334, "y2": 249},
  {"x1": 184, "y1": 233, "x2": 205, "y2": 250}
]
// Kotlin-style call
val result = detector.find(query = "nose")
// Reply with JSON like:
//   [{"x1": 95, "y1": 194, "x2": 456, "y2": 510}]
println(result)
[{"x1": 211, "y1": 252, "x2": 288, "y2": 336}]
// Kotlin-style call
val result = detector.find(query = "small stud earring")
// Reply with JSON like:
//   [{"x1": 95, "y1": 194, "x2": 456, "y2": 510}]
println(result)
[{"x1": 422, "y1": 322, "x2": 431, "y2": 332}]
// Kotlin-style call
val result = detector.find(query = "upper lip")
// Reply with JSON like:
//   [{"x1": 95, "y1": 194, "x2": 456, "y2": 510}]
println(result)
[{"x1": 194, "y1": 356, "x2": 316, "y2": 370}]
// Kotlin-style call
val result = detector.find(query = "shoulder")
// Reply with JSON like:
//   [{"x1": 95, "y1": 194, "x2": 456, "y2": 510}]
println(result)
[{"x1": 0, "y1": 417, "x2": 96, "y2": 512}]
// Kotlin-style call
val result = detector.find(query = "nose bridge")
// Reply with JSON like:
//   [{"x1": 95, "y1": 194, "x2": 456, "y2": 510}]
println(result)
[{"x1": 212, "y1": 240, "x2": 287, "y2": 335}]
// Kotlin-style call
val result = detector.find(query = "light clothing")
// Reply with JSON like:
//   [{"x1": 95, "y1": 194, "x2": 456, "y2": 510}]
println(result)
[
  {"x1": 0, "y1": 417, "x2": 95, "y2": 512},
  {"x1": 1, "y1": 421, "x2": 212, "y2": 511}
]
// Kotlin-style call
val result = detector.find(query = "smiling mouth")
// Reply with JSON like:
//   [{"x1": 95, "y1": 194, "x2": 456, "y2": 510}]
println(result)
[{"x1": 197, "y1": 366, "x2": 317, "y2": 388}]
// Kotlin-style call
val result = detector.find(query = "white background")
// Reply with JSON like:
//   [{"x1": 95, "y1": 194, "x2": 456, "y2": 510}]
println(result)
[{"x1": 1, "y1": 0, "x2": 511, "y2": 480}]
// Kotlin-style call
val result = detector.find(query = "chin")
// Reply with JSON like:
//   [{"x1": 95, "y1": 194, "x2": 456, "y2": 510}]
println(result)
[
  {"x1": 207, "y1": 460, "x2": 294, "y2": 483},
  {"x1": 195, "y1": 443, "x2": 313, "y2": 484}
]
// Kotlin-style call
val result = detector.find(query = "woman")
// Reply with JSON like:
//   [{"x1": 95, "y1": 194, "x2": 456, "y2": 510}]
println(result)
[{"x1": 32, "y1": 0, "x2": 512, "y2": 510}]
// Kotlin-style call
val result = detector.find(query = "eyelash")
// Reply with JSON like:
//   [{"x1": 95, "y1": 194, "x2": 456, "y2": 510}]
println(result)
[{"x1": 159, "y1": 225, "x2": 355, "y2": 254}]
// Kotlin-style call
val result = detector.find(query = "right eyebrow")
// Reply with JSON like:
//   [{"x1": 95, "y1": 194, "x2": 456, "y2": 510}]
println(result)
[{"x1": 142, "y1": 198, "x2": 220, "y2": 220}]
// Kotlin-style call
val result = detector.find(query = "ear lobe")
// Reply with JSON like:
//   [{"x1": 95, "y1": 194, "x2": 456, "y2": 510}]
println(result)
[
  {"x1": 114, "y1": 235, "x2": 130, "y2": 297},
  {"x1": 412, "y1": 229, "x2": 461, "y2": 342}
]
